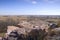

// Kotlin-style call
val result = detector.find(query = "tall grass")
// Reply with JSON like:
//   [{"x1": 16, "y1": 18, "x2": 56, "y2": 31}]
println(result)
[{"x1": 0, "y1": 33, "x2": 5, "y2": 37}]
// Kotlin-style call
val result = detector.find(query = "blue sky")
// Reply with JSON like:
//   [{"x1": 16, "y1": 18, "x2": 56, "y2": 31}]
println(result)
[{"x1": 0, "y1": 0, "x2": 60, "y2": 15}]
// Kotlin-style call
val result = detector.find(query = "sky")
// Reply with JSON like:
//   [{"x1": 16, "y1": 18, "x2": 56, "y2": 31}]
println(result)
[{"x1": 0, "y1": 0, "x2": 60, "y2": 15}]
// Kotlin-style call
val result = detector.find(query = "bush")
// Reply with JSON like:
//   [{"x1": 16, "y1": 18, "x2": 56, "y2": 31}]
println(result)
[
  {"x1": 0, "y1": 18, "x2": 19, "y2": 33},
  {"x1": 27, "y1": 29, "x2": 47, "y2": 40}
]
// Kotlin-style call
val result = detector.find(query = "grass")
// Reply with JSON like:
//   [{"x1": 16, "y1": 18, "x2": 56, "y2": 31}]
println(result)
[{"x1": 0, "y1": 33, "x2": 5, "y2": 37}]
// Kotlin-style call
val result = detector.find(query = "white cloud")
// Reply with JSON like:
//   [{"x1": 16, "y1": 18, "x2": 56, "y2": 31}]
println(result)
[
  {"x1": 44, "y1": 0, "x2": 60, "y2": 3},
  {"x1": 32, "y1": 1, "x2": 37, "y2": 4},
  {"x1": 24, "y1": 0, "x2": 37, "y2": 4},
  {"x1": 43, "y1": 0, "x2": 59, "y2": 3}
]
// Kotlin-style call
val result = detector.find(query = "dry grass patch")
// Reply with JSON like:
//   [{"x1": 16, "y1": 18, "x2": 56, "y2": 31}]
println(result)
[{"x1": 0, "y1": 33, "x2": 5, "y2": 37}]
